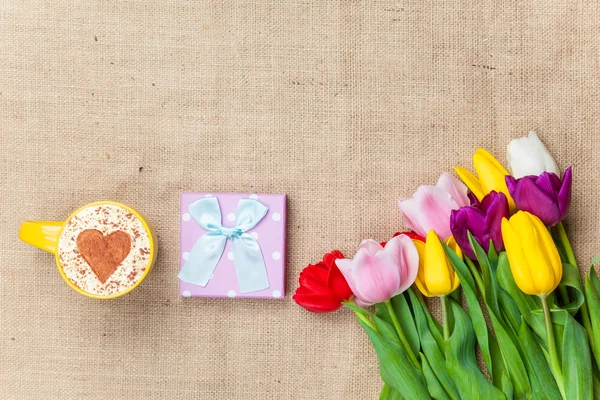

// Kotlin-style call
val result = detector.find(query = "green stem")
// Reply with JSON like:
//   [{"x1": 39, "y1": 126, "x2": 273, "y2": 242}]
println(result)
[
  {"x1": 385, "y1": 300, "x2": 421, "y2": 370},
  {"x1": 556, "y1": 221, "x2": 594, "y2": 350},
  {"x1": 540, "y1": 294, "x2": 566, "y2": 399},
  {"x1": 441, "y1": 295, "x2": 450, "y2": 341}
]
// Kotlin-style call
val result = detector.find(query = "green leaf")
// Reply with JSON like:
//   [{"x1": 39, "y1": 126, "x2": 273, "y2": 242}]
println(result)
[
  {"x1": 413, "y1": 291, "x2": 445, "y2": 350},
  {"x1": 420, "y1": 353, "x2": 452, "y2": 400},
  {"x1": 496, "y1": 253, "x2": 546, "y2": 339},
  {"x1": 517, "y1": 318, "x2": 562, "y2": 400},
  {"x1": 373, "y1": 312, "x2": 403, "y2": 347},
  {"x1": 491, "y1": 336, "x2": 511, "y2": 396},
  {"x1": 465, "y1": 257, "x2": 486, "y2": 296},
  {"x1": 477, "y1": 251, "x2": 531, "y2": 397},
  {"x1": 591, "y1": 265, "x2": 600, "y2": 293},
  {"x1": 469, "y1": 232, "x2": 500, "y2": 317},
  {"x1": 585, "y1": 267, "x2": 600, "y2": 373},
  {"x1": 376, "y1": 293, "x2": 420, "y2": 357},
  {"x1": 344, "y1": 301, "x2": 375, "y2": 318},
  {"x1": 449, "y1": 286, "x2": 462, "y2": 306},
  {"x1": 562, "y1": 314, "x2": 593, "y2": 400},
  {"x1": 552, "y1": 234, "x2": 568, "y2": 265},
  {"x1": 488, "y1": 240, "x2": 498, "y2": 266},
  {"x1": 459, "y1": 243, "x2": 532, "y2": 398},
  {"x1": 500, "y1": 373, "x2": 514, "y2": 400},
  {"x1": 444, "y1": 300, "x2": 505, "y2": 400},
  {"x1": 444, "y1": 244, "x2": 495, "y2": 379},
  {"x1": 555, "y1": 262, "x2": 585, "y2": 316},
  {"x1": 380, "y1": 384, "x2": 404, "y2": 400},
  {"x1": 408, "y1": 289, "x2": 460, "y2": 400},
  {"x1": 591, "y1": 253, "x2": 600, "y2": 266},
  {"x1": 357, "y1": 315, "x2": 431, "y2": 399},
  {"x1": 593, "y1": 372, "x2": 600, "y2": 400},
  {"x1": 498, "y1": 290, "x2": 522, "y2": 334},
  {"x1": 487, "y1": 305, "x2": 532, "y2": 399}
]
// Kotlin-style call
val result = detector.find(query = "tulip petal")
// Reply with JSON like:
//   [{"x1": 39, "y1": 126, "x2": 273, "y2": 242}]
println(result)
[
  {"x1": 359, "y1": 239, "x2": 384, "y2": 256},
  {"x1": 468, "y1": 192, "x2": 480, "y2": 206},
  {"x1": 292, "y1": 292, "x2": 343, "y2": 313},
  {"x1": 454, "y1": 166, "x2": 485, "y2": 201},
  {"x1": 506, "y1": 175, "x2": 560, "y2": 226},
  {"x1": 481, "y1": 192, "x2": 509, "y2": 252},
  {"x1": 534, "y1": 171, "x2": 562, "y2": 198},
  {"x1": 450, "y1": 206, "x2": 486, "y2": 258},
  {"x1": 423, "y1": 231, "x2": 454, "y2": 296},
  {"x1": 527, "y1": 132, "x2": 560, "y2": 177},
  {"x1": 436, "y1": 173, "x2": 470, "y2": 208},
  {"x1": 336, "y1": 250, "x2": 402, "y2": 305},
  {"x1": 518, "y1": 213, "x2": 556, "y2": 295},
  {"x1": 473, "y1": 148, "x2": 516, "y2": 212},
  {"x1": 394, "y1": 231, "x2": 425, "y2": 242},
  {"x1": 557, "y1": 166, "x2": 572, "y2": 219},
  {"x1": 335, "y1": 258, "x2": 362, "y2": 299},
  {"x1": 327, "y1": 262, "x2": 353, "y2": 300},
  {"x1": 474, "y1": 148, "x2": 510, "y2": 190},
  {"x1": 446, "y1": 235, "x2": 463, "y2": 260},
  {"x1": 523, "y1": 212, "x2": 562, "y2": 294},
  {"x1": 354, "y1": 297, "x2": 376, "y2": 307},
  {"x1": 507, "y1": 136, "x2": 541, "y2": 178},
  {"x1": 413, "y1": 240, "x2": 434, "y2": 297},
  {"x1": 399, "y1": 185, "x2": 455, "y2": 241},
  {"x1": 507, "y1": 131, "x2": 560, "y2": 178},
  {"x1": 501, "y1": 216, "x2": 536, "y2": 295},
  {"x1": 446, "y1": 236, "x2": 462, "y2": 292},
  {"x1": 384, "y1": 234, "x2": 419, "y2": 294},
  {"x1": 298, "y1": 264, "x2": 331, "y2": 293},
  {"x1": 294, "y1": 285, "x2": 325, "y2": 298},
  {"x1": 350, "y1": 249, "x2": 402, "y2": 304},
  {"x1": 322, "y1": 250, "x2": 344, "y2": 269}
]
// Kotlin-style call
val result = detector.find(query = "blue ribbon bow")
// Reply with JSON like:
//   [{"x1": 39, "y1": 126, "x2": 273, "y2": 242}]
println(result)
[{"x1": 178, "y1": 196, "x2": 270, "y2": 294}]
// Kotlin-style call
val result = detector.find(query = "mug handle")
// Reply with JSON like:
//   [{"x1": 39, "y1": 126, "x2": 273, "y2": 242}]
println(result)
[{"x1": 19, "y1": 221, "x2": 64, "y2": 254}]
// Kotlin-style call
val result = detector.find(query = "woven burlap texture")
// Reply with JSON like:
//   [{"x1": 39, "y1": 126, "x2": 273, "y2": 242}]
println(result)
[{"x1": 1, "y1": 0, "x2": 598, "y2": 398}]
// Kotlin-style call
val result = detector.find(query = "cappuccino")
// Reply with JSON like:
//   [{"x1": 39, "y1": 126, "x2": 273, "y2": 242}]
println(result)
[{"x1": 58, "y1": 204, "x2": 151, "y2": 297}]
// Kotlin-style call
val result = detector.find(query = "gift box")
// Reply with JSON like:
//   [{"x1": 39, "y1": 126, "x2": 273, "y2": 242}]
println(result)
[{"x1": 179, "y1": 192, "x2": 286, "y2": 299}]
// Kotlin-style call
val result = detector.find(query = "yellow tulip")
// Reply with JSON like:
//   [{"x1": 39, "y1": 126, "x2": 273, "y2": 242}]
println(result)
[
  {"x1": 414, "y1": 231, "x2": 461, "y2": 297},
  {"x1": 501, "y1": 211, "x2": 563, "y2": 296},
  {"x1": 454, "y1": 148, "x2": 516, "y2": 212}
]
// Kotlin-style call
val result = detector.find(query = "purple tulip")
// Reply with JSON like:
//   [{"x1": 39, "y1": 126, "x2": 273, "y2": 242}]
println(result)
[
  {"x1": 505, "y1": 167, "x2": 572, "y2": 227},
  {"x1": 450, "y1": 191, "x2": 510, "y2": 259}
]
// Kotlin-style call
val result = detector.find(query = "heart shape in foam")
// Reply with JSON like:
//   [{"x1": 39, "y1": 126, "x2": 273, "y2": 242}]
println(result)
[{"x1": 76, "y1": 229, "x2": 132, "y2": 283}]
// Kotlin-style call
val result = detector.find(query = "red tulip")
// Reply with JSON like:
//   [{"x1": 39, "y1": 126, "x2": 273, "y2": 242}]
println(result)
[{"x1": 293, "y1": 250, "x2": 354, "y2": 313}]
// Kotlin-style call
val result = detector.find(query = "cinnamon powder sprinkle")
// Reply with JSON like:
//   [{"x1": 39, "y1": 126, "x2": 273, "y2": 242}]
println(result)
[{"x1": 58, "y1": 205, "x2": 151, "y2": 297}]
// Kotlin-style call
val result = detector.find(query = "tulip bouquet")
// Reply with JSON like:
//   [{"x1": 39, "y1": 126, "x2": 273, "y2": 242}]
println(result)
[{"x1": 294, "y1": 132, "x2": 600, "y2": 400}]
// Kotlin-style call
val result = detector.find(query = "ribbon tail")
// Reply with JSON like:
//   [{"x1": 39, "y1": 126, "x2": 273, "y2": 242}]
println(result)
[
  {"x1": 232, "y1": 235, "x2": 270, "y2": 294},
  {"x1": 178, "y1": 233, "x2": 227, "y2": 287}
]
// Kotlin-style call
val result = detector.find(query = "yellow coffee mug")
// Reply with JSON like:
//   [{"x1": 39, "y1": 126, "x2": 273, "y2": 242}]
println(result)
[{"x1": 19, "y1": 201, "x2": 156, "y2": 299}]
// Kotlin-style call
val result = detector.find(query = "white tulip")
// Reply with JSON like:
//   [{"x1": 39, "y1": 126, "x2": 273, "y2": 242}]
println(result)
[{"x1": 507, "y1": 131, "x2": 560, "y2": 178}]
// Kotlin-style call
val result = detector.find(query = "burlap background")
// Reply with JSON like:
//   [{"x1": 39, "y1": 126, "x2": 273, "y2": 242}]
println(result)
[{"x1": 1, "y1": 0, "x2": 599, "y2": 398}]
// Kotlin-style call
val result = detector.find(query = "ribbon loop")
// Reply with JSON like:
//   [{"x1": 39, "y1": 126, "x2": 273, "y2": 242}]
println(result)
[
  {"x1": 234, "y1": 198, "x2": 268, "y2": 231},
  {"x1": 178, "y1": 196, "x2": 270, "y2": 294}
]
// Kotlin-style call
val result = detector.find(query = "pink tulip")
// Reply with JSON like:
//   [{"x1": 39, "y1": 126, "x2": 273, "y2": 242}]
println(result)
[
  {"x1": 335, "y1": 235, "x2": 419, "y2": 306},
  {"x1": 399, "y1": 173, "x2": 470, "y2": 241}
]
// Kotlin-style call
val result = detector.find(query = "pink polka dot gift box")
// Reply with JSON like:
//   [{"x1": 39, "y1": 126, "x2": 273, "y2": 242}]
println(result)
[{"x1": 179, "y1": 192, "x2": 286, "y2": 299}]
